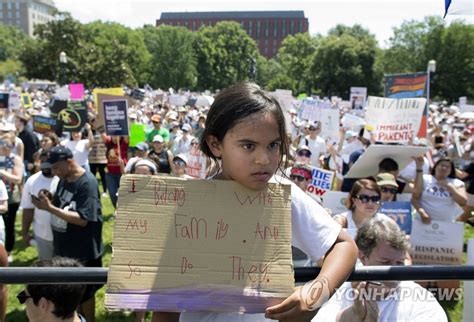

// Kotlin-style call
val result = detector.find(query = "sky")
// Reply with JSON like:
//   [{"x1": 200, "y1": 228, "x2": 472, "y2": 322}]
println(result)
[{"x1": 54, "y1": 0, "x2": 472, "y2": 47}]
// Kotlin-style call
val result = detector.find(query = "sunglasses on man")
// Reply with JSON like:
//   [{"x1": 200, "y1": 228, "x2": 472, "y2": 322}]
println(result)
[
  {"x1": 354, "y1": 195, "x2": 381, "y2": 204},
  {"x1": 17, "y1": 290, "x2": 33, "y2": 304}
]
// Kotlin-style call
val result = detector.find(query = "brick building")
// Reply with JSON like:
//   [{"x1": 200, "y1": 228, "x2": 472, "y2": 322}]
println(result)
[{"x1": 156, "y1": 11, "x2": 309, "y2": 58}]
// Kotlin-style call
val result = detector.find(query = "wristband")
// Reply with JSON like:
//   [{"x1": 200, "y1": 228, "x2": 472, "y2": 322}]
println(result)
[{"x1": 416, "y1": 169, "x2": 423, "y2": 173}]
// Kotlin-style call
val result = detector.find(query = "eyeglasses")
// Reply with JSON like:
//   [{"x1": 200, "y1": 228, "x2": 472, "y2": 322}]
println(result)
[
  {"x1": 297, "y1": 150, "x2": 311, "y2": 158},
  {"x1": 290, "y1": 175, "x2": 308, "y2": 182},
  {"x1": 355, "y1": 195, "x2": 380, "y2": 204},
  {"x1": 191, "y1": 142, "x2": 199, "y2": 146},
  {"x1": 380, "y1": 187, "x2": 398, "y2": 194},
  {"x1": 17, "y1": 290, "x2": 33, "y2": 304},
  {"x1": 173, "y1": 160, "x2": 186, "y2": 167}
]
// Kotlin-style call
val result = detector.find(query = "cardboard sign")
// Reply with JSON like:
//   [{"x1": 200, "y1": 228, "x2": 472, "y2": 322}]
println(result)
[
  {"x1": 349, "y1": 87, "x2": 367, "y2": 110},
  {"x1": 33, "y1": 116, "x2": 62, "y2": 135},
  {"x1": 88, "y1": 134, "x2": 108, "y2": 164},
  {"x1": 0, "y1": 93, "x2": 9, "y2": 109},
  {"x1": 410, "y1": 219, "x2": 464, "y2": 265},
  {"x1": 345, "y1": 145, "x2": 429, "y2": 179},
  {"x1": 321, "y1": 191, "x2": 349, "y2": 216},
  {"x1": 69, "y1": 83, "x2": 85, "y2": 100},
  {"x1": 380, "y1": 201, "x2": 412, "y2": 234},
  {"x1": 307, "y1": 167, "x2": 335, "y2": 198},
  {"x1": 106, "y1": 176, "x2": 293, "y2": 313},
  {"x1": 365, "y1": 96, "x2": 426, "y2": 143},
  {"x1": 103, "y1": 99, "x2": 129, "y2": 136}
]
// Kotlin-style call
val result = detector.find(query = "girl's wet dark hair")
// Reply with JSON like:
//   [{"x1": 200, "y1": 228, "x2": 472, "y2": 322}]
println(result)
[
  {"x1": 200, "y1": 82, "x2": 289, "y2": 173},
  {"x1": 431, "y1": 157, "x2": 456, "y2": 178}
]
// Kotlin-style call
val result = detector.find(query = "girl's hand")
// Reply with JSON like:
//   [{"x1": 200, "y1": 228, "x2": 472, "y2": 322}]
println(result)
[
  {"x1": 265, "y1": 278, "x2": 330, "y2": 322},
  {"x1": 419, "y1": 209, "x2": 431, "y2": 224}
]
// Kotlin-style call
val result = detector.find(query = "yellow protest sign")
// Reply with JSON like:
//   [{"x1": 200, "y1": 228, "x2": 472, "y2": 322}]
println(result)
[
  {"x1": 93, "y1": 87, "x2": 124, "y2": 110},
  {"x1": 106, "y1": 175, "x2": 293, "y2": 313}
]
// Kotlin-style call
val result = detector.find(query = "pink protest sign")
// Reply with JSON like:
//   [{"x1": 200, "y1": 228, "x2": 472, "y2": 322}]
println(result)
[{"x1": 69, "y1": 83, "x2": 85, "y2": 100}]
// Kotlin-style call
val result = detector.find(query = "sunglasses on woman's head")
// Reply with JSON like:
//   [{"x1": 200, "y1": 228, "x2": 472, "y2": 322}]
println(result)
[
  {"x1": 17, "y1": 290, "x2": 33, "y2": 304},
  {"x1": 380, "y1": 187, "x2": 398, "y2": 194},
  {"x1": 290, "y1": 175, "x2": 309, "y2": 182},
  {"x1": 297, "y1": 150, "x2": 311, "y2": 158},
  {"x1": 355, "y1": 195, "x2": 380, "y2": 204}
]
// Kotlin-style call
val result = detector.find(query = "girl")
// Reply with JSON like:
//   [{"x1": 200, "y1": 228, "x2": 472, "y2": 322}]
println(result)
[{"x1": 155, "y1": 82, "x2": 357, "y2": 322}]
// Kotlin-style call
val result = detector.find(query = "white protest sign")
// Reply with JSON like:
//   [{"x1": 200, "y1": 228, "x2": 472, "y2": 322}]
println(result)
[
  {"x1": 169, "y1": 94, "x2": 187, "y2": 107},
  {"x1": 460, "y1": 104, "x2": 474, "y2": 113},
  {"x1": 106, "y1": 176, "x2": 294, "y2": 313},
  {"x1": 410, "y1": 219, "x2": 464, "y2": 265},
  {"x1": 54, "y1": 86, "x2": 71, "y2": 100},
  {"x1": 345, "y1": 145, "x2": 429, "y2": 178},
  {"x1": 319, "y1": 109, "x2": 340, "y2": 144},
  {"x1": 459, "y1": 96, "x2": 467, "y2": 106},
  {"x1": 7, "y1": 91, "x2": 20, "y2": 110},
  {"x1": 350, "y1": 87, "x2": 367, "y2": 110},
  {"x1": 271, "y1": 89, "x2": 296, "y2": 134},
  {"x1": 307, "y1": 167, "x2": 335, "y2": 198},
  {"x1": 342, "y1": 113, "x2": 365, "y2": 130},
  {"x1": 365, "y1": 96, "x2": 426, "y2": 143},
  {"x1": 321, "y1": 191, "x2": 348, "y2": 215}
]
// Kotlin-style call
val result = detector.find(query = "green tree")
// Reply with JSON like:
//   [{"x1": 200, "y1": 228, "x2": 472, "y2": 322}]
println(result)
[
  {"x1": 255, "y1": 56, "x2": 284, "y2": 89},
  {"x1": 19, "y1": 12, "x2": 84, "y2": 82},
  {"x1": 0, "y1": 24, "x2": 32, "y2": 61},
  {"x1": 140, "y1": 25, "x2": 197, "y2": 89},
  {"x1": 312, "y1": 33, "x2": 382, "y2": 98},
  {"x1": 276, "y1": 32, "x2": 318, "y2": 94},
  {"x1": 194, "y1": 21, "x2": 258, "y2": 90}
]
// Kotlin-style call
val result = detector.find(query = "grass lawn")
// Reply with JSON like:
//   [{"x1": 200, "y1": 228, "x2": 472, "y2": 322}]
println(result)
[{"x1": 4, "y1": 187, "x2": 474, "y2": 321}]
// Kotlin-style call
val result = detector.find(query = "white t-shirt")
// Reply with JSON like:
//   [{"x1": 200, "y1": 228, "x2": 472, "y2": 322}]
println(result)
[
  {"x1": 63, "y1": 139, "x2": 90, "y2": 167},
  {"x1": 314, "y1": 281, "x2": 447, "y2": 322},
  {"x1": 19, "y1": 171, "x2": 59, "y2": 241},
  {"x1": 304, "y1": 136, "x2": 326, "y2": 167},
  {"x1": 399, "y1": 158, "x2": 430, "y2": 182},
  {"x1": 180, "y1": 176, "x2": 341, "y2": 322},
  {"x1": 0, "y1": 180, "x2": 7, "y2": 243},
  {"x1": 419, "y1": 174, "x2": 465, "y2": 221}
]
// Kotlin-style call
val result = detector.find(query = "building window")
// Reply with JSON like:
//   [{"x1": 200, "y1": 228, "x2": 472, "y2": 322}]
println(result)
[
  {"x1": 282, "y1": 21, "x2": 286, "y2": 36},
  {"x1": 256, "y1": 21, "x2": 261, "y2": 38},
  {"x1": 192, "y1": 21, "x2": 196, "y2": 30},
  {"x1": 248, "y1": 28, "x2": 252, "y2": 36},
  {"x1": 7, "y1": 11, "x2": 12, "y2": 19},
  {"x1": 7, "y1": 2, "x2": 12, "y2": 10},
  {"x1": 290, "y1": 20, "x2": 294, "y2": 34},
  {"x1": 16, "y1": 10, "x2": 19, "y2": 18},
  {"x1": 264, "y1": 21, "x2": 269, "y2": 37},
  {"x1": 15, "y1": 2, "x2": 19, "y2": 9},
  {"x1": 0, "y1": 12, "x2": 3, "y2": 19},
  {"x1": 299, "y1": 21, "x2": 303, "y2": 32},
  {"x1": 274, "y1": 21, "x2": 278, "y2": 37}
]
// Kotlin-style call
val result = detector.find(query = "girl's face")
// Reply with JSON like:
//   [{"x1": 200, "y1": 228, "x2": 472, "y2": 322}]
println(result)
[
  {"x1": 207, "y1": 112, "x2": 281, "y2": 191},
  {"x1": 41, "y1": 137, "x2": 53, "y2": 150},
  {"x1": 434, "y1": 161, "x2": 451, "y2": 179},
  {"x1": 352, "y1": 188, "x2": 380, "y2": 217},
  {"x1": 380, "y1": 185, "x2": 397, "y2": 202}
]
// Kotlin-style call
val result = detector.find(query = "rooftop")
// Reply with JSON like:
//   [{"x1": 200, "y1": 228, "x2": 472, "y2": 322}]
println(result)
[{"x1": 160, "y1": 11, "x2": 306, "y2": 20}]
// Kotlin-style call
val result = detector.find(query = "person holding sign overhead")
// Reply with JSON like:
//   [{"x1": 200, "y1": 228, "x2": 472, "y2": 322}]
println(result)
[{"x1": 154, "y1": 82, "x2": 357, "y2": 322}]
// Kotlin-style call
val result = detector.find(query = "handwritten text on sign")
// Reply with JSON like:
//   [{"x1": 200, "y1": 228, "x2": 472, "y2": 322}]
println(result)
[
  {"x1": 106, "y1": 175, "x2": 293, "y2": 313},
  {"x1": 365, "y1": 96, "x2": 426, "y2": 142}
]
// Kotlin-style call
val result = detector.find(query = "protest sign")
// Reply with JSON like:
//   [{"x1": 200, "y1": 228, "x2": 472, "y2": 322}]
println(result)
[
  {"x1": 270, "y1": 89, "x2": 297, "y2": 135},
  {"x1": 364, "y1": 96, "x2": 426, "y2": 143},
  {"x1": 96, "y1": 94, "x2": 133, "y2": 133},
  {"x1": 7, "y1": 91, "x2": 20, "y2": 110},
  {"x1": 93, "y1": 87, "x2": 124, "y2": 111},
  {"x1": 186, "y1": 150, "x2": 208, "y2": 179},
  {"x1": 319, "y1": 109, "x2": 340, "y2": 144},
  {"x1": 345, "y1": 145, "x2": 429, "y2": 178},
  {"x1": 349, "y1": 87, "x2": 367, "y2": 110},
  {"x1": 129, "y1": 123, "x2": 146, "y2": 147},
  {"x1": 69, "y1": 83, "x2": 85, "y2": 100},
  {"x1": 380, "y1": 201, "x2": 412, "y2": 234},
  {"x1": 0, "y1": 93, "x2": 9, "y2": 109},
  {"x1": 54, "y1": 86, "x2": 70, "y2": 100},
  {"x1": 460, "y1": 104, "x2": 474, "y2": 113},
  {"x1": 464, "y1": 239, "x2": 474, "y2": 321},
  {"x1": 33, "y1": 115, "x2": 62, "y2": 135},
  {"x1": 342, "y1": 113, "x2": 365, "y2": 130},
  {"x1": 321, "y1": 191, "x2": 348, "y2": 215},
  {"x1": 21, "y1": 93, "x2": 32, "y2": 108},
  {"x1": 307, "y1": 167, "x2": 335, "y2": 198},
  {"x1": 51, "y1": 100, "x2": 87, "y2": 132},
  {"x1": 106, "y1": 176, "x2": 293, "y2": 313},
  {"x1": 384, "y1": 73, "x2": 427, "y2": 99},
  {"x1": 410, "y1": 219, "x2": 464, "y2": 265},
  {"x1": 169, "y1": 94, "x2": 187, "y2": 107},
  {"x1": 103, "y1": 99, "x2": 129, "y2": 136},
  {"x1": 89, "y1": 134, "x2": 108, "y2": 164}
]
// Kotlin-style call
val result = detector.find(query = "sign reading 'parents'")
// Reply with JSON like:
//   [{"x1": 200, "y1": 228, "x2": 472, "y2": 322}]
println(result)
[{"x1": 105, "y1": 176, "x2": 293, "y2": 313}]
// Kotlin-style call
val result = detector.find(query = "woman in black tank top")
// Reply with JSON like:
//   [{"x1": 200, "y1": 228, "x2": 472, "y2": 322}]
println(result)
[{"x1": 148, "y1": 134, "x2": 173, "y2": 174}]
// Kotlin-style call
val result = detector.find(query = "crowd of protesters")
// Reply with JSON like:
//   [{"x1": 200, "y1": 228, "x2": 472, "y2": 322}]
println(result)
[{"x1": 0, "y1": 82, "x2": 472, "y2": 321}]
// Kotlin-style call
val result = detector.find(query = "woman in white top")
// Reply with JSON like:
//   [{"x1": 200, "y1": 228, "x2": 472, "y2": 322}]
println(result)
[
  {"x1": 412, "y1": 158, "x2": 467, "y2": 223},
  {"x1": 333, "y1": 179, "x2": 387, "y2": 240},
  {"x1": 61, "y1": 123, "x2": 94, "y2": 171}
]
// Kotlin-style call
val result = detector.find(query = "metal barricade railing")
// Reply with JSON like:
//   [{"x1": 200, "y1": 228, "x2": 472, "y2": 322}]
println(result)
[{"x1": 1, "y1": 265, "x2": 473, "y2": 284}]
